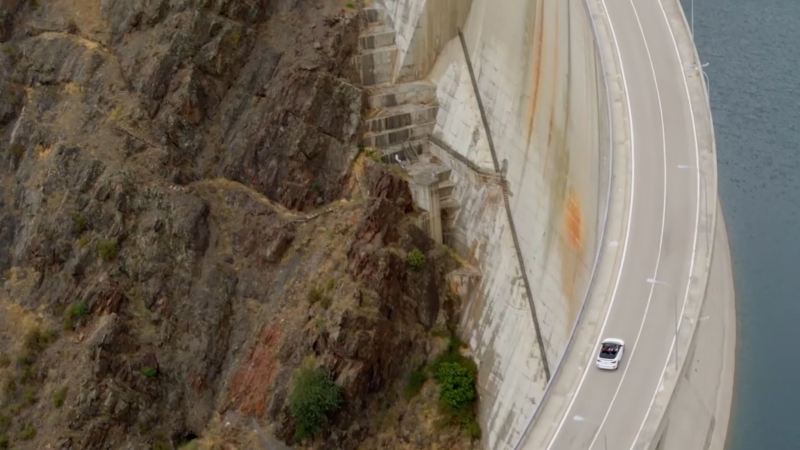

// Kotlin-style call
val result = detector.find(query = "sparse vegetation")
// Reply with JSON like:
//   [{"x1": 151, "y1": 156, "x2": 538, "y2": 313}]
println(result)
[
  {"x1": 289, "y1": 366, "x2": 343, "y2": 440},
  {"x1": 177, "y1": 440, "x2": 200, "y2": 450},
  {"x1": 0, "y1": 44, "x2": 15, "y2": 61},
  {"x1": 0, "y1": 354, "x2": 9, "y2": 368},
  {"x1": 53, "y1": 386, "x2": 68, "y2": 408},
  {"x1": 8, "y1": 144, "x2": 24, "y2": 163},
  {"x1": 431, "y1": 336, "x2": 481, "y2": 440},
  {"x1": 18, "y1": 327, "x2": 56, "y2": 367},
  {"x1": 18, "y1": 424, "x2": 35, "y2": 441},
  {"x1": 63, "y1": 301, "x2": 89, "y2": 330},
  {"x1": 141, "y1": 367, "x2": 158, "y2": 378},
  {"x1": 96, "y1": 238, "x2": 119, "y2": 261},
  {"x1": 307, "y1": 286, "x2": 324, "y2": 304},
  {"x1": 71, "y1": 212, "x2": 89, "y2": 234},
  {"x1": 345, "y1": 2, "x2": 356, "y2": 9},
  {"x1": 311, "y1": 179, "x2": 324, "y2": 195},
  {"x1": 406, "y1": 248, "x2": 426, "y2": 271},
  {"x1": 77, "y1": 234, "x2": 91, "y2": 248},
  {"x1": 363, "y1": 147, "x2": 382, "y2": 162},
  {"x1": 22, "y1": 387, "x2": 36, "y2": 406},
  {"x1": 307, "y1": 284, "x2": 333, "y2": 309},
  {"x1": 404, "y1": 367, "x2": 427, "y2": 400}
]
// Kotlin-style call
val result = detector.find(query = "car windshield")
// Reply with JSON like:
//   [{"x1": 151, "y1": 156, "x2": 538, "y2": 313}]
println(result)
[{"x1": 599, "y1": 344, "x2": 620, "y2": 359}]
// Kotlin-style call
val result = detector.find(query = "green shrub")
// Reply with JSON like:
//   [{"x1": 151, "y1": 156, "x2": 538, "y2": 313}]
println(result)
[
  {"x1": 289, "y1": 366, "x2": 343, "y2": 440},
  {"x1": 434, "y1": 362, "x2": 475, "y2": 411},
  {"x1": 430, "y1": 335, "x2": 481, "y2": 440},
  {"x1": 18, "y1": 327, "x2": 56, "y2": 367},
  {"x1": 71, "y1": 213, "x2": 89, "y2": 234},
  {"x1": 465, "y1": 418, "x2": 482, "y2": 440},
  {"x1": 96, "y1": 239, "x2": 119, "y2": 261},
  {"x1": 77, "y1": 234, "x2": 91, "y2": 248},
  {"x1": 404, "y1": 367, "x2": 427, "y2": 399},
  {"x1": 141, "y1": 367, "x2": 158, "y2": 378},
  {"x1": 18, "y1": 424, "x2": 35, "y2": 441},
  {"x1": 307, "y1": 286, "x2": 323, "y2": 304},
  {"x1": 0, "y1": 414, "x2": 9, "y2": 432},
  {"x1": 177, "y1": 440, "x2": 200, "y2": 450},
  {"x1": 53, "y1": 386, "x2": 68, "y2": 408},
  {"x1": 406, "y1": 248, "x2": 426, "y2": 271},
  {"x1": 307, "y1": 285, "x2": 333, "y2": 309},
  {"x1": 0, "y1": 434, "x2": 7, "y2": 449},
  {"x1": 22, "y1": 387, "x2": 36, "y2": 406},
  {"x1": 63, "y1": 301, "x2": 89, "y2": 329}
]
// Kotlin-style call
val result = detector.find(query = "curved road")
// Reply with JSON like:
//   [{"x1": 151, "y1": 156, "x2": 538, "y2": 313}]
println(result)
[{"x1": 534, "y1": 0, "x2": 702, "y2": 448}]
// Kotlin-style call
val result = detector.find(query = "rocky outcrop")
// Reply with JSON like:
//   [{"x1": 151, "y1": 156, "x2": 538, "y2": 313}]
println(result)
[{"x1": 0, "y1": 1, "x2": 472, "y2": 448}]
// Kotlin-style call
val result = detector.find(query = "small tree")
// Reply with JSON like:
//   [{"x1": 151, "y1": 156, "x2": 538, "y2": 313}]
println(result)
[
  {"x1": 289, "y1": 366, "x2": 343, "y2": 440},
  {"x1": 406, "y1": 248, "x2": 426, "y2": 271},
  {"x1": 434, "y1": 362, "x2": 476, "y2": 411}
]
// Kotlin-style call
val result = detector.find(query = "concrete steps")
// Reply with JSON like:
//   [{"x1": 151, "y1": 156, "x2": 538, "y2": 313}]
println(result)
[
  {"x1": 365, "y1": 103, "x2": 438, "y2": 133},
  {"x1": 379, "y1": 138, "x2": 427, "y2": 161},
  {"x1": 361, "y1": 122, "x2": 436, "y2": 148},
  {"x1": 359, "y1": 25, "x2": 396, "y2": 50},
  {"x1": 360, "y1": 7, "x2": 386, "y2": 27},
  {"x1": 366, "y1": 81, "x2": 437, "y2": 109},
  {"x1": 437, "y1": 180, "x2": 457, "y2": 201},
  {"x1": 353, "y1": 46, "x2": 397, "y2": 86},
  {"x1": 353, "y1": 3, "x2": 459, "y2": 244}
]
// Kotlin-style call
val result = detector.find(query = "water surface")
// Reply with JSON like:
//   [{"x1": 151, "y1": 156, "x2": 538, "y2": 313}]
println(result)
[{"x1": 685, "y1": 0, "x2": 800, "y2": 448}]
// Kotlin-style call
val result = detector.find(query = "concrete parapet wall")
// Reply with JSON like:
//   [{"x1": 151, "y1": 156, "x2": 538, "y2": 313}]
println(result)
[{"x1": 408, "y1": 0, "x2": 611, "y2": 447}]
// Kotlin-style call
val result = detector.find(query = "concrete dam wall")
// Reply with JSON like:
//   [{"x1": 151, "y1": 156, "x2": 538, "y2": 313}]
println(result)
[{"x1": 366, "y1": 0, "x2": 609, "y2": 447}]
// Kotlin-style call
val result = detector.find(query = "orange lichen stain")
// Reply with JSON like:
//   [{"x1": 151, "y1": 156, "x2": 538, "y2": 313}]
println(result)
[
  {"x1": 226, "y1": 323, "x2": 283, "y2": 417},
  {"x1": 565, "y1": 189, "x2": 583, "y2": 251}
]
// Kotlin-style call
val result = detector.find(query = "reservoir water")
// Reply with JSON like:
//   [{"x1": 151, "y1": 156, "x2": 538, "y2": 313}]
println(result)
[{"x1": 683, "y1": 0, "x2": 800, "y2": 448}]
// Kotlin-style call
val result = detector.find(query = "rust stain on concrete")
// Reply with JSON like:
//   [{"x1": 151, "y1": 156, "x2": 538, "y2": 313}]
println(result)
[
  {"x1": 525, "y1": 0, "x2": 546, "y2": 147},
  {"x1": 565, "y1": 188, "x2": 583, "y2": 251},
  {"x1": 561, "y1": 188, "x2": 583, "y2": 307}
]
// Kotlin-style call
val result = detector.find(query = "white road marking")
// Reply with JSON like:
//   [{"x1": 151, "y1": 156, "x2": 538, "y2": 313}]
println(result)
[
  {"x1": 545, "y1": 0, "x2": 639, "y2": 445},
  {"x1": 586, "y1": 0, "x2": 671, "y2": 446},
  {"x1": 628, "y1": 0, "x2": 703, "y2": 446}
]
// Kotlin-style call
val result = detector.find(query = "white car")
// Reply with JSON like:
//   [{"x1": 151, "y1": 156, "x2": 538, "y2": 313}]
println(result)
[{"x1": 596, "y1": 338, "x2": 625, "y2": 370}]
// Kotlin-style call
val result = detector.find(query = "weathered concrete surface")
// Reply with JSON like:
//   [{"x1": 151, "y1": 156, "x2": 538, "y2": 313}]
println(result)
[
  {"x1": 432, "y1": 0, "x2": 606, "y2": 364},
  {"x1": 379, "y1": 0, "x2": 472, "y2": 82},
  {"x1": 374, "y1": 0, "x2": 733, "y2": 448},
  {"x1": 418, "y1": 0, "x2": 609, "y2": 448}
]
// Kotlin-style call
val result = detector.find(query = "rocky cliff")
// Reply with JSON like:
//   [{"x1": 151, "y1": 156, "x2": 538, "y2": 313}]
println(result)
[{"x1": 0, "y1": 1, "x2": 473, "y2": 448}]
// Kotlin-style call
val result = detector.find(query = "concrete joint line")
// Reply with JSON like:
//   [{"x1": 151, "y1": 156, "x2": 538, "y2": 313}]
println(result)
[{"x1": 456, "y1": 28, "x2": 552, "y2": 381}]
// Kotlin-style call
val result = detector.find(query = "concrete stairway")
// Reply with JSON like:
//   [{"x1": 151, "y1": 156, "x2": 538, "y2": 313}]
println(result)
[{"x1": 355, "y1": 4, "x2": 458, "y2": 244}]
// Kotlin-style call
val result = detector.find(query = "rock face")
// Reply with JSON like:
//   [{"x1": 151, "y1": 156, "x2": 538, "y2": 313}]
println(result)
[{"x1": 0, "y1": 1, "x2": 472, "y2": 449}]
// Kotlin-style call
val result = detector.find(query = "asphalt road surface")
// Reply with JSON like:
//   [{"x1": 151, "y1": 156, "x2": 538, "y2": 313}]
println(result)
[{"x1": 546, "y1": 0, "x2": 701, "y2": 448}]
